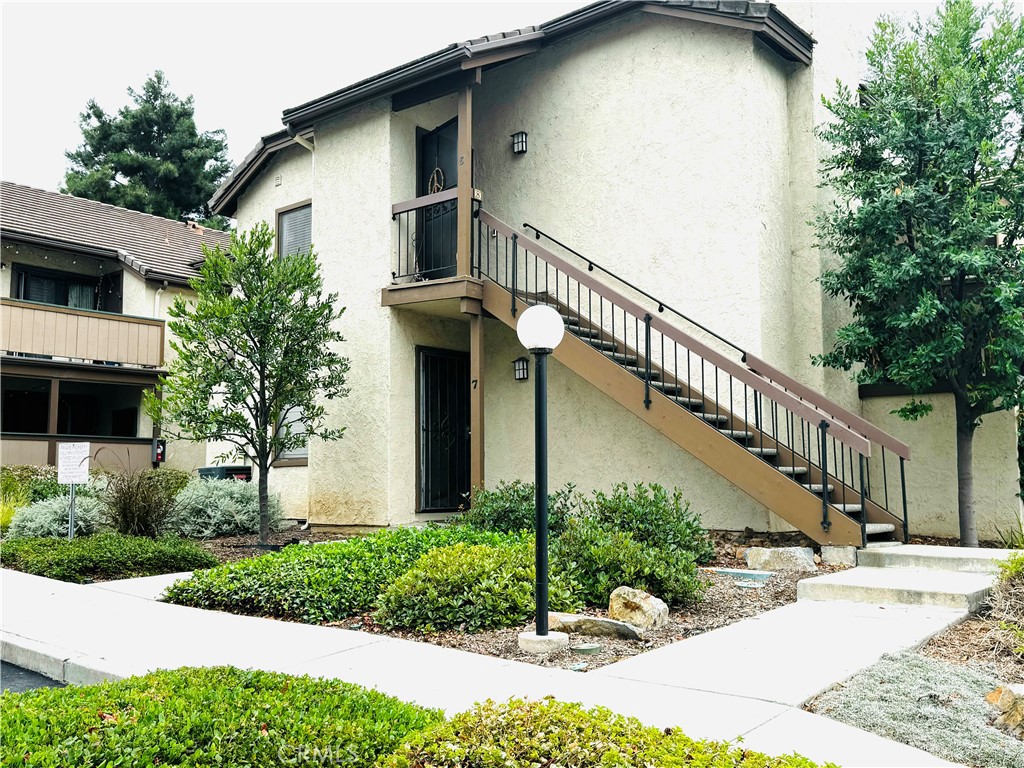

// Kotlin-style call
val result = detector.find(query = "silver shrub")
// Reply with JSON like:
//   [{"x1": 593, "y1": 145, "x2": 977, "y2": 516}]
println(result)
[
  {"x1": 7, "y1": 495, "x2": 108, "y2": 539},
  {"x1": 165, "y1": 479, "x2": 285, "y2": 539}
]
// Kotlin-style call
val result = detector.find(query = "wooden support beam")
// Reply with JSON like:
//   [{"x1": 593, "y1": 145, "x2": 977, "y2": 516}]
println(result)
[
  {"x1": 469, "y1": 314, "x2": 485, "y2": 495},
  {"x1": 456, "y1": 79, "x2": 474, "y2": 277},
  {"x1": 47, "y1": 378, "x2": 60, "y2": 463}
]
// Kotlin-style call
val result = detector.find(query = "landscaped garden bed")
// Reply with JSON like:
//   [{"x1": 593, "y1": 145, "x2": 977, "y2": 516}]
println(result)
[{"x1": 0, "y1": 666, "x2": 834, "y2": 767}]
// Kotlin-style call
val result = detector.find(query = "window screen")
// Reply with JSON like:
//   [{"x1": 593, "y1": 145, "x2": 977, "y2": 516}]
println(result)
[{"x1": 278, "y1": 205, "x2": 312, "y2": 257}]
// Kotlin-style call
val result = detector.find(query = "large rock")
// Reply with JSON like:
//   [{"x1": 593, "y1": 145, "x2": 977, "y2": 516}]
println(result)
[
  {"x1": 745, "y1": 546, "x2": 817, "y2": 572},
  {"x1": 608, "y1": 586, "x2": 669, "y2": 630},
  {"x1": 548, "y1": 612, "x2": 645, "y2": 640},
  {"x1": 987, "y1": 686, "x2": 1024, "y2": 738},
  {"x1": 820, "y1": 545, "x2": 858, "y2": 567}
]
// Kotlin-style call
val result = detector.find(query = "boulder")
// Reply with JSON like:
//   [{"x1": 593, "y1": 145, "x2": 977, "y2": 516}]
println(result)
[
  {"x1": 744, "y1": 546, "x2": 817, "y2": 572},
  {"x1": 820, "y1": 545, "x2": 858, "y2": 567},
  {"x1": 608, "y1": 586, "x2": 669, "y2": 630},
  {"x1": 548, "y1": 612, "x2": 645, "y2": 640},
  {"x1": 987, "y1": 686, "x2": 1024, "y2": 738}
]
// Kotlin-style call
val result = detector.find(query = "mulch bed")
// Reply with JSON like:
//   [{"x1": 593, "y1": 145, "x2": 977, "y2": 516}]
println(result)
[
  {"x1": 200, "y1": 528, "x2": 351, "y2": 563},
  {"x1": 919, "y1": 613, "x2": 1023, "y2": 685},
  {"x1": 330, "y1": 567, "x2": 844, "y2": 672}
]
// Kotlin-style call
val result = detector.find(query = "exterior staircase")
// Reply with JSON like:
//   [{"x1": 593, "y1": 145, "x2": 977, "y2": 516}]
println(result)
[{"x1": 473, "y1": 208, "x2": 912, "y2": 547}]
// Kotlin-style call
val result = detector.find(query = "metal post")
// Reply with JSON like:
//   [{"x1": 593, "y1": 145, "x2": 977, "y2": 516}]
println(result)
[
  {"x1": 68, "y1": 483, "x2": 76, "y2": 542},
  {"x1": 511, "y1": 233, "x2": 519, "y2": 317},
  {"x1": 643, "y1": 313, "x2": 652, "y2": 409},
  {"x1": 858, "y1": 455, "x2": 867, "y2": 548},
  {"x1": 900, "y1": 457, "x2": 909, "y2": 544},
  {"x1": 819, "y1": 421, "x2": 831, "y2": 532},
  {"x1": 534, "y1": 349, "x2": 550, "y2": 635}
]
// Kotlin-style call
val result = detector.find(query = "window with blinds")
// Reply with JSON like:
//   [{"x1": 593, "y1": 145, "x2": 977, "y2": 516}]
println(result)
[
  {"x1": 278, "y1": 204, "x2": 312, "y2": 257},
  {"x1": 13, "y1": 265, "x2": 98, "y2": 310},
  {"x1": 275, "y1": 203, "x2": 313, "y2": 461}
]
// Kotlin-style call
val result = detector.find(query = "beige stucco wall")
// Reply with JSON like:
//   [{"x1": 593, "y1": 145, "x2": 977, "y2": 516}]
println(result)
[{"x1": 862, "y1": 395, "x2": 1022, "y2": 541}]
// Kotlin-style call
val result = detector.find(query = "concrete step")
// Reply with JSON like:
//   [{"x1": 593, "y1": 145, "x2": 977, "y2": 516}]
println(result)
[
  {"x1": 796, "y1": 566, "x2": 994, "y2": 611},
  {"x1": 864, "y1": 523, "x2": 896, "y2": 536},
  {"x1": 777, "y1": 466, "x2": 809, "y2": 477},
  {"x1": 588, "y1": 339, "x2": 618, "y2": 353},
  {"x1": 857, "y1": 544, "x2": 1015, "y2": 574},
  {"x1": 718, "y1": 429, "x2": 753, "y2": 441},
  {"x1": 696, "y1": 412, "x2": 730, "y2": 425},
  {"x1": 567, "y1": 325, "x2": 602, "y2": 340},
  {"x1": 863, "y1": 540, "x2": 903, "y2": 549},
  {"x1": 605, "y1": 352, "x2": 639, "y2": 366},
  {"x1": 747, "y1": 447, "x2": 778, "y2": 458},
  {"x1": 622, "y1": 365, "x2": 662, "y2": 380}
]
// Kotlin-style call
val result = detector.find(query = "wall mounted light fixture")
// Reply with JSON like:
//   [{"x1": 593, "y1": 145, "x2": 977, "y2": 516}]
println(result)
[
  {"x1": 513, "y1": 356, "x2": 529, "y2": 381},
  {"x1": 511, "y1": 131, "x2": 528, "y2": 155}
]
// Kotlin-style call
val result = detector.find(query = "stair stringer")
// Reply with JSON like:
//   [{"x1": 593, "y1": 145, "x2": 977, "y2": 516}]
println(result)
[{"x1": 482, "y1": 280, "x2": 864, "y2": 546}]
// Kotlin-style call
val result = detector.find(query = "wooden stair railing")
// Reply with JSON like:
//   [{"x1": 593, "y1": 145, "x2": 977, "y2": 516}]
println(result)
[{"x1": 474, "y1": 209, "x2": 911, "y2": 547}]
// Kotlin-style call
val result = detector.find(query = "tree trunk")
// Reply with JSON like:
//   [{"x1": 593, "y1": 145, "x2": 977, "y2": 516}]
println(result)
[
  {"x1": 954, "y1": 394, "x2": 979, "y2": 548},
  {"x1": 258, "y1": 462, "x2": 270, "y2": 546}
]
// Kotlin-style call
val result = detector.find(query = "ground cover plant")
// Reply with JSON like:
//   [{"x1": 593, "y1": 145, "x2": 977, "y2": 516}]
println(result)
[
  {"x1": 382, "y1": 698, "x2": 833, "y2": 768},
  {"x1": 809, "y1": 651, "x2": 1023, "y2": 768},
  {"x1": 0, "y1": 533, "x2": 217, "y2": 583},
  {"x1": 990, "y1": 551, "x2": 1024, "y2": 658},
  {"x1": 163, "y1": 525, "x2": 521, "y2": 623},
  {"x1": 375, "y1": 540, "x2": 581, "y2": 632},
  {"x1": 0, "y1": 666, "x2": 441, "y2": 768}
]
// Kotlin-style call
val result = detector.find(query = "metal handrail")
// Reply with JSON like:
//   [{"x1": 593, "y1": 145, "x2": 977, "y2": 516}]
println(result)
[
  {"x1": 521, "y1": 222, "x2": 913, "y2": 461},
  {"x1": 485, "y1": 211, "x2": 872, "y2": 456},
  {"x1": 523, "y1": 222, "x2": 744, "y2": 355}
]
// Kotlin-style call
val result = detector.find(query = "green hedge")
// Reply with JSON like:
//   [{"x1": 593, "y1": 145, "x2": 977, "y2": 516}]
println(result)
[
  {"x1": 375, "y1": 541, "x2": 581, "y2": 632},
  {"x1": 163, "y1": 525, "x2": 522, "y2": 623},
  {"x1": 0, "y1": 534, "x2": 218, "y2": 583},
  {"x1": 382, "y1": 698, "x2": 834, "y2": 768},
  {"x1": 0, "y1": 667, "x2": 442, "y2": 768}
]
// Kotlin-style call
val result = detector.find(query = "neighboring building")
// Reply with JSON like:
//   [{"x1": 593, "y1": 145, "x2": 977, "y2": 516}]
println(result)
[
  {"x1": 0, "y1": 181, "x2": 228, "y2": 473},
  {"x1": 210, "y1": 0, "x2": 1020, "y2": 542}
]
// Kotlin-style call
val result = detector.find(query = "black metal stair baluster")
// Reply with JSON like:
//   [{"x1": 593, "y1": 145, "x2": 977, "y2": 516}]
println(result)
[
  {"x1": 643, "y1": 313, "x2": 652, "y2": 409},
  {"x1": 819, "y1": 421, "x2": 831, "y2": 532},
  {"x1": 511, "y1": 233, "x2": 518, "y2": 317},
  {"x1": 900, "y1": 457, "x2": 909, "y2": 543},
  {"x1": 858, "y1": 454, "x2": 868, "y2": 547}
]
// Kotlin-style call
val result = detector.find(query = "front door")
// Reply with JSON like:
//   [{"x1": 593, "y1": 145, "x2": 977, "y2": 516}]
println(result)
[
  {"x1": 417, "y1": 117, "x2": 458, "y2": 279},
  {"x1": 418, "y1": 347, "x2": 470, "y2": 511}
]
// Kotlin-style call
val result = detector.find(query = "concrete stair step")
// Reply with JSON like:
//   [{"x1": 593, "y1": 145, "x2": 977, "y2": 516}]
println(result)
[
  {"x1": 718, "y1": 429, "x2": 753, "y2": 441},
  {"x1": 622, "y1": 365, "x2": 662, "y2": 380},
  {"x1": 831, "y1": 504, "x2": 862, "y2": 515},
  {"x1": 863, "y1": 540, "x2": 903, "y2": 549},
  {"x1": 747, "y1": 447, "x2": 778, "y2": 458},
  {"x1": 857, "y1": 544, "x2": 1015, "y2": 574},
  {"x1": 588, "y1": 339, "x2": 618, "y2": 353},
  {"x1": 567, "y1": 326, "x2": 602, "y2": 340},
  {"x1": 777, "y1": 466, "x2": 809, "y2": 477},
  {"x1": 864, "y1": 523, "x2": 896, "y2": 536},
  {"x1": 605, "y1": 352, "x2": 638, "y2": 366},
  {"x1": 696, "y1": 412, "x2": 730, "y2": 425},
  {"x1": 796, "y1": 566, "x2": 994, "y2": 611},
  {"x1": 804, "y1": 483, "x2": 835, "y2": 494}
]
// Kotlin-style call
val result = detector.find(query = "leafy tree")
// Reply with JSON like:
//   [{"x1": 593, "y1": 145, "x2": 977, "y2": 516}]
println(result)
[
  {"x1": 147, "y1": 223, "x2": 349, "y2": 543},
  {"x1": 63, "y1": 71, "x2": 231, "y2": 227},
  {"x1": 814, "y1": 0, "x2": 1024, "y2": 547}
]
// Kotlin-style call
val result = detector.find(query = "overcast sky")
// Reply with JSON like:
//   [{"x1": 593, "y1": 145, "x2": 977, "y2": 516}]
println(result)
[{"x1": 1, "y1": 1, "x2": 582, "y2": 193}]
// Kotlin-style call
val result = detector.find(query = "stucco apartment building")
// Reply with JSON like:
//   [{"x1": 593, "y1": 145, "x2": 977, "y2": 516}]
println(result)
[
  {"x1": 0, "y1": 181, "x2": 227, "y2": 474},
  {"x1": 208, "y1": 0, "x2": 1020, "y2": 544}
]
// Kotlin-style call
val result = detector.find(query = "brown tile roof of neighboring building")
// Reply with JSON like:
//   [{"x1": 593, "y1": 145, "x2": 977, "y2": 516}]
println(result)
[
  {"x1": 1, "y1": 181, "x2": 231, "y2": 286},
  {"x1": 210, "y1": 0, "x2": 811, "y2": 216}
]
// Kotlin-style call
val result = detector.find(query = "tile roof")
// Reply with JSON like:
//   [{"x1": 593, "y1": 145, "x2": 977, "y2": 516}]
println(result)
[{"x1": 1, "y1": 181, "x2": 230, "y2": 286}]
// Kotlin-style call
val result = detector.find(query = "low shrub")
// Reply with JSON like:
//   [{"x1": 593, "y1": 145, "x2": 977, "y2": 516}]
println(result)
[
  {"x1": 163, "y1": 525, "x2": 520, "y2": 624},
  {"x1": 0, "y1": 464, "x2": 62, "y2": 503},
  {"x1": 0, "y1": 533, "x2": 217, "y2": 582},
  {"x1": 374, "y1": 540, "x2": 581, "y2": 632},
  {"x1": 103, "y1": 467, "x2": 186, "y2": 537},
  {"x1": 166, "y1": 478, "x2": 284, "y2": 539},
  {"x1": 459, "y1": 479, "x2": 577, "y2": 535},
  {"x1": 0, "y1": 666, "x2": 442, "y2": 767},
  {"x1": 587, "y1": 482, "x2": 715, "y2": 564},
  {"x1": 555, "y1": 515, "x2": 706, "y2": 606},
  {"x1": 382, "y1": 698, "x2": 832, "y2": 768},
  {"x1": 6, "y1": 495, "x2": 108, "y2": 539}
]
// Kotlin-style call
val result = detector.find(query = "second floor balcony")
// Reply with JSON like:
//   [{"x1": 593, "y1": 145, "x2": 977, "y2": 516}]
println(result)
[{"x1": 0, "y1": 297, "x2": 165, "y2": 369}]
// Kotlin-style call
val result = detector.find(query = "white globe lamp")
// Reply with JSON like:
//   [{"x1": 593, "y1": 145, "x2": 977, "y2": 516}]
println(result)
[{"x1": 516, "y1": 304, "x2": 565, "y2": 352}]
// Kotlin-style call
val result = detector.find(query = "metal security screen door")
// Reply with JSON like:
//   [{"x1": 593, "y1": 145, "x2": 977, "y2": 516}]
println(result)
[
  {"x1": 416, "y1": 117, "x2": 458, "y2": 279},
  {"x1": 418, "y1": 347, "x2": 470, "y2": 511}
]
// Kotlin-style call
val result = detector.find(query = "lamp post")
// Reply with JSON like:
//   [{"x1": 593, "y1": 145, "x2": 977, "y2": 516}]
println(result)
[{"x1": 515, "y1": 304, "x2": 568, "y2": 654}]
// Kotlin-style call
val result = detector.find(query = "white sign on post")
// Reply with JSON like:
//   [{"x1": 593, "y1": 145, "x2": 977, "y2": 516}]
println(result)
[{"x1": 57, "y1": 442, "x2": 90, "y2": 484}]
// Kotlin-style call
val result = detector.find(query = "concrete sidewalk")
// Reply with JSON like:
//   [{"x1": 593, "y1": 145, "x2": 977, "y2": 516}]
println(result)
[{"x1": 1, "y1": 569, "x2": 959, "y2": 767}]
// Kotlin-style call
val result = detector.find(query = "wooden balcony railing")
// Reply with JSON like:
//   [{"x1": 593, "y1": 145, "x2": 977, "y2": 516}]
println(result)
[{"x1": 0, "y1": 298, "x2": 164, "y2": 368}]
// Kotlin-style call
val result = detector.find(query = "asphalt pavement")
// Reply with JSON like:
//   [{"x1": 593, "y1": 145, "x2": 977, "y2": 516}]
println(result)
[{"x1": 1, "y1": 661, "x2": 65, "y2": 693}]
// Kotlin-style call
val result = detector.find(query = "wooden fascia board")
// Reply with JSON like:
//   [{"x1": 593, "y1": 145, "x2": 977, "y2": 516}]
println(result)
[
  {"x1": 381, "y1": 276, "x2": 484, "y2": 307},
  {"x1": 481, "y1": 280, "x2": 863, "y2": 546},
  {"x1": 0, "y1": 358, "x2": 163, "y2": 384},
  {"x1": 461, "y1": 41, "x2": 542, "y2": 71}
]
